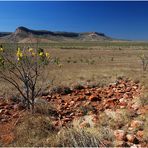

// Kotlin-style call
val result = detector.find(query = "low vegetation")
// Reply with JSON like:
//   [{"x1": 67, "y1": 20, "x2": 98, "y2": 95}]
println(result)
[
  {"x1": 0, "y1": 41, "x2": 148, "y2": 147},
  {"x1": 0, "y1": 45, "x2": 51, "y2": 112}
]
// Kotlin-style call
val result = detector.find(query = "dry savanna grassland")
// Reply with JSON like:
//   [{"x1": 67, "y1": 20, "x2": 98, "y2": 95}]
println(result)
[{"x1": 0, "y1": 41, "x2": 148, "y2": 147}]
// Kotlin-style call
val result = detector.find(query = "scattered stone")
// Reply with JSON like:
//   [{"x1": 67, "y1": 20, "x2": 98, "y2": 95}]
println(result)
[
  {"x1": 130, "y1": 120, "x2": 143, "y2": 128},
  {"x1": 0, "y1": 78, "x2": 145, "y2": 146},
  {"x1": 126, "y1": 134, "x2": 136, "y2": 143},
  {"x1": 114, "y1": 140, "x2": 126, "y2": 147},
  {"x1": 130, "y1": 144, "x2": 141, "y2": 148},
  {"x1": 136, "y1": 130, "x2": 144, "y2": 139},
  {"x1": 114, "y1": 130, "x2": 126, "y2": 141},
  {"x1": 88, "y1": 94, "x2": 100, "y2": 101},
  {"x1": 137, "y1": 107, "x2": 147, "y2": 115}
]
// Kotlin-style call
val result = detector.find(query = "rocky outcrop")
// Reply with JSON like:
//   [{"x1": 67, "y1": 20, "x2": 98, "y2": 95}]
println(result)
[{"x1": 0, "y1": 26, "x2": 112, "y2": 43}]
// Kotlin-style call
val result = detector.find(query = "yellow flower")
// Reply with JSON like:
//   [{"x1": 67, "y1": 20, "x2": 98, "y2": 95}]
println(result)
[
  {"x1": 16, "y1": 48, "x2": 23, "y2": 59},
  {"x1": 0, "y1": 47, "x2": 4, "y2": 52},
  {"x1": 39, "y1": 52, "x2": 44, "y2": 56},
  {"x1": 17, "y1": 51, "x2": 23, "y2": 57},
  {"x1": 29, "y1": 48, "x2": 33, "y2": 52},
  {"x1": 19, "y1": 52, "x2": 23, "y2": 57},
  {"x1": 45, "y1": 52, "x2": 50, "y2": 58},
  {"x1": 31, "y1": 52, "x2": 36, "y2": 57},
  {"x1": 17, "y1": 48, "x2": 21, "y2": 52},
  {"x1": 17, "y1": 57, "x2": 20, "y2": 61}
]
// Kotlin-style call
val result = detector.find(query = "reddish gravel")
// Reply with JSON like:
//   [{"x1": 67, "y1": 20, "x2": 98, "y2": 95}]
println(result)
[
  {"x1": 0, "y1": 77, "x2": 148, "y2": 146},
  {"x1": 41, "y1": 78, "x2": 142, "y2": 126}
]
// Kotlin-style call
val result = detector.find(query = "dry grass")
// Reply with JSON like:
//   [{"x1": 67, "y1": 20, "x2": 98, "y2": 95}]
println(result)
[
  {"x1": 1, "y1": 46, "x2": 148, "y2": 96},
  {"x1": 9, "y1": 113, "x2": 115, "y2": 147},
  {"x1": 99, "y1": 109, "x2": 132, "y2": 130},
  {"x1": 10, "y1": 113, "x2": 56, "y2": 147},
  {"x1": 143, "y1": 114, "x2": 148, "y2": 142},
  {"x1": 51, "y1": 127, "x2": 106, "y2": 147},
  {"x1": 1, "y1": 42, "x2": 148, "y2": 147}
]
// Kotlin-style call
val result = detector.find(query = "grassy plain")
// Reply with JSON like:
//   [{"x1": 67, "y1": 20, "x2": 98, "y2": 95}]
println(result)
[
  {"x1": 0, "y1": 41, "x2": 148, "y2": 147},
  {"x1": 1, "y1": 41, "x2": 148, "y2": 97}
]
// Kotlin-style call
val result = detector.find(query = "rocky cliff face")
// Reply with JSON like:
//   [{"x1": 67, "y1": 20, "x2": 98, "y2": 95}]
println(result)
[
  {"x1": 0, "y1": 26, "x2": 112, "y2": 43},
  {"x1": 0, "y1": 32, "x2": 11, "y2": 37}
]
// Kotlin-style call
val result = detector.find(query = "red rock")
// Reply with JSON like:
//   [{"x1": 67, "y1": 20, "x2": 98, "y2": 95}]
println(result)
[
  {"x1": 126, "y1": 134, "x2": 136, "y2": 143},
  {"x1": 0, "y1": 102, "x2": 8, "y2": 107},
  {"x1": 96, "y1": 88, "x2": 102, "y2": 92},
  {"x1": 107, "y1": 91, "x2": 114, "y2": 98},
  {"x1": 133, "y1": 86, "x2": 138, "y2": 90},
  {"x1": 0, "y1": 132, "x2": 15, "y2": 145},
  {"x1": 69, "y1": 101, "x2": 75, "y2": 106},
  {"x1": 119, "y1": 101, "x2": 127, "y2": 109},
  {"x1": 126, "y1": 87, "x2": 132, "y2": 92},
  {"x1": 114, "y1": 140, "x2": 126, "y2": 147},
  {"x1": 12, "y1": 113, "x2": 19, "y2": 118},
  {"x1": 77, "y1": 95, "x2": 85, "y2": 101},
  {"x1": 130, "y1": 144, "x2": 142, "y2": 148},
  {"x1": 76, "y1": 112, "x2": 83, "y2": 116},
  {"x1": 0, "y1": 109, "x2": 4, "y2": 114},
  {"x1": 53, "y1": 121, "x2": 59, "y2": 126},
  {"x1": 130, "y1": 120, "x2": 143, "y2": 128},
  {"x1": 0, "y1": 118, "x2": 8, "y2": 122},
  {"x1": 132, "y1": 103, "x2": 140, "y2": 111},
  {"x1": 4, "y1": 110, "x2": 11, "y2": 116},
  {"x1": 85, "y1": 90, "x2": 91, "y2": 95},
  {"x1": 137, "y1": 108, "x2": 147, "y2": 115},
  {"x1": 4, "y1": 105, "x2": 11, "y2": 109},
  {"x1": 128, "y1": 127, "x2": 134, "y2": 131},
  {"x1": 63, "y1": 102, "x2": 68, "y2": 107},
  {"x1": 63, "y1": 117, "x2": 71, "y2": 122},
  {"x1": 114, "y1": 130, "x2": 126, "y2": 141},
  {"x1": 13, "y1": 104, "x2": 20, "y2": 111},
  {"x1": 136, "y1": 130, "x2": 144, "y2": 138},
  {"x1": 69, "y1": 112, "x2": 74, "y2": 117},
  {"x1": 123, "y1": 93, "x2": 129, "y2": 99},
  {"x1": 88, "y1": 94, "x2": 100, "y2": 101},
  {"x1": 0, "y1": 78, "x2": 141, "y2": 128},
  {"x1": 118, "y1": 83, "x2": 125, "y2": 88},
  {"x1": 92, "y1": 115, "x2": 98, "y2": 123}
]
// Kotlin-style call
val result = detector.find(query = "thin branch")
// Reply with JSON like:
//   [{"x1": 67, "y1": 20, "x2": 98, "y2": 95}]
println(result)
[{"x1": 0, "y1": 75, "x2": 30, "y2": 103}]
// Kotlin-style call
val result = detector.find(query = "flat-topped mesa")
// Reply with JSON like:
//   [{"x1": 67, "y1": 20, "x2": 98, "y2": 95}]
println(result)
[
  {"x1": 0, "y1": 26, "x2": 112, "y2": 42},
  {"x1": 15, "y1": 26, "x2": 108, "y2": 38},
  {"x1": 0, "y1": 32, "x2": 12, "y2": 37},
  {"x1": 15, "y1": 26, "x2": 79, "y2": 37}
]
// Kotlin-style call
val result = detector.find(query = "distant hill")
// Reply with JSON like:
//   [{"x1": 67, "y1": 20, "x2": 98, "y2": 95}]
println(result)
[
  {"x1": 0, "y1": 26, "x2": 112, "y2": 43},
  {"x1": 0, "y1": 32, "x2": 11, "y2": 37}
]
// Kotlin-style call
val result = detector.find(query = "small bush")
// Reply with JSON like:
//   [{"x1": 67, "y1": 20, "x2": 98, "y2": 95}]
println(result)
[
  {"x1": 72, "y1": 83, "x2": 85, "y2": 90},
  {"x1": 53, "y1": 127, "x2": 103, "y2": 147},
  {"x1": 49, "y1": 86, "x2": 72, "y2": 95},
  {"x1": 0, "y1": 45, "x2": 50, "y2": 112},
  {"x1": 34, "y1": 98, "x2": 58, "y2": 116},
  {"x1": 11, "y1": 113, "x2": 55, "y2": 147}
]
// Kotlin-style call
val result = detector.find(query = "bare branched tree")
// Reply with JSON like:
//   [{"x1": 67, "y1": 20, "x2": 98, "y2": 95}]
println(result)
[{"x1": 0, "y1": 44, "x2": 50, "y2": 113}]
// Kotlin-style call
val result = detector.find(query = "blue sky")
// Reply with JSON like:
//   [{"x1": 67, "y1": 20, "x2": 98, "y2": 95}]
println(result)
[{"x1": 0, "y1": 1, "x2": 148, "y2": 40}]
